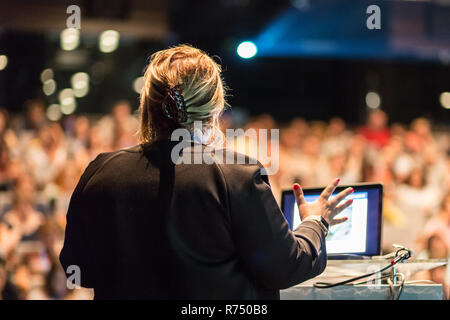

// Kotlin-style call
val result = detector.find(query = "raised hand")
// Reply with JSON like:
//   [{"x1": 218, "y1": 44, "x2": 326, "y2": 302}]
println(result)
[{"x1": 293, "y1": 178, "x2": 354, "y2": 226}]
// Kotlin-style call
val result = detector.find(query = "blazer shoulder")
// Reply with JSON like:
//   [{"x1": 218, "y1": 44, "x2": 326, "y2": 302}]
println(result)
[
  {"x1": 76, "y1": 146, "x2": 142, "y2": 194},
  {"x1": 214, "y1": 149, "x2": 269, "y2": 187},
  {"x1": 91, "y1": 145, "x2": 143, "y2": 167}
]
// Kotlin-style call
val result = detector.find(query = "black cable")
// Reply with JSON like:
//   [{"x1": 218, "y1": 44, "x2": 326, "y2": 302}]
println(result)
[
  {"x1": 353, "y1": 274, "x2": 392, "y2": 286},
  {"x1": 386, "y1": 272, "x2": 406, "y2": 300},
  {"x1": 387, "y1": 279, "x2": 394, "y2": 300},
  {"x1": 313, "y1": 247, "x2": 411, "y2": 289},
  {"x1": 395, "y1": 273, "x2": 405, "y2": 300},
  {"x1": 313, "y1": 262, "x2": 394, "y2": 288}
]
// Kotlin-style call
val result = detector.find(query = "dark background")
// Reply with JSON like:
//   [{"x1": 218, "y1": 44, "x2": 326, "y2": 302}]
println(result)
[{"x1": 0, "y1": 0, "x2": 449, "y2": 125}]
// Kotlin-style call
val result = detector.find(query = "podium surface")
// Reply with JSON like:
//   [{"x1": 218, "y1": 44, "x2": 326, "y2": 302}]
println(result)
[
  {"x1": 281, "y1": 283, "x2": 443, "y2": 300},
  {"x1": 281, "y1": 258, "x2": 447, "y2": 300}
]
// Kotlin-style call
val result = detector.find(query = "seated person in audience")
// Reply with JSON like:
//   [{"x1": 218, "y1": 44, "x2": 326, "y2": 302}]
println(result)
[
  {"x1": 0, "y1": 255, "x2": 20, "y2": 300},
  {"x1": 415, "y1": 234, "x2": 449, "y2": 300},
  {"x1": 420, "y1": 192, "x2": 450, "y2": 251},
  {"x1": 1, "y1": 192, "x2": 44, "y2": 242},
  {"x1": 405, "y1": 118, "x2": 435, "y2": 153},
  {"x1": 359, "y1": 109, "x2": 391, "y2": 149}
]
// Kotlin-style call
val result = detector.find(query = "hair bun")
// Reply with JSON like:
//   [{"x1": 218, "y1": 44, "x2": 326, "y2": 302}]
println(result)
[{"x1": 162, "y1": 85, "x2": 187, "y2": 124}]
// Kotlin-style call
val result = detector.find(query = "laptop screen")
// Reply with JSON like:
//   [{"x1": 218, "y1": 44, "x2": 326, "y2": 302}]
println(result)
[{"x1": 281, "y1": 183, "x2": 383, "y2": 256}]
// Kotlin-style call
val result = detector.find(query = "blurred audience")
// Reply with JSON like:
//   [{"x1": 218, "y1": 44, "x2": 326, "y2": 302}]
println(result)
[
  {"x1": 359, "y1": 109, "x2": 391, "y2": 148},
  {"x1": 0, "y1": 102, "x2": 448, "y2": 299}
]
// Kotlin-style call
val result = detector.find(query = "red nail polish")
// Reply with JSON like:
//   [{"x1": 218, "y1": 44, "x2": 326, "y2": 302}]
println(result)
[
  {"x1": 345, "y1": 217, "x2": 348, "y2": 220},
  {"x1": 349, "y1": 199, "x2": 353, "y2": 203},
  {"x1": 350, "y1": 188, "x2": 354, "y2": 192},
  {"x1": 336, "y1": 178, "x2": 340, "y2": 183},
  {"x1": 293, "y1": 184, "x2": 300, "y2": 191}
]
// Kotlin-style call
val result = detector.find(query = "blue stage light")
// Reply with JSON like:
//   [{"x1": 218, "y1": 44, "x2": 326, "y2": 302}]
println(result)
[{"x1": 237, "y1": 41, "x2": 257, "y2": 59}]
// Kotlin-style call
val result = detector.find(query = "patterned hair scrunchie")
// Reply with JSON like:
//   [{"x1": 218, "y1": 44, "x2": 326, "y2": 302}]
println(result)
[{"x1": 162, "y1": 85, "x2": 187, "y2": 124}]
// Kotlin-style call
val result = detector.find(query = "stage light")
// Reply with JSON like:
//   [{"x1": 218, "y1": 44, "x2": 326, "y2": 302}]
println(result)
[
  {"x1": 237, "y1": 41, "x2": 257, "y2": 59},
  {"x1": 440, "y1": 92, "x2": 450, "y2": 109},
  {"x1": 59, "y1": 88, "x2": 77, "y2": 114},
  {"x1": 99, "y1": 30, "x2": 120, "y2": 53},
  {"x1": 71, "y1": 72, "x2": 89, "y2": 89},
  {"x1": 0, "y1": 55, "x2": 8, "y2": 70},
  {"x1": 133, "y1": 76, "x2": 144, "y2": 93},
  {"x1": 43, "y1": 79, "x2": 56, "y2": 96},
  {"x1": 59, "y1": 88, "x2": 75, "y2": 105},
  {"x1": 46, "y1": 104, "x2": 62, "y2": 121},
  {"x1": 74, "y1": 86, "x2": 89, "y2": 98},
  {"x1": 61, "y1": 101, "x2": 77, "y2": 115},
  {"x1": 60, "y1": 28, "x2": 80, "y2": 51},
  {"x1": 71, "y1": 72, "x2": 90, "y2": 97},
  {"x1": 365, "y1": 91, "x2": 381, "y2": 109},
  {"x1": 40, "y1": 68, "x2": 54, "y2": 83}
]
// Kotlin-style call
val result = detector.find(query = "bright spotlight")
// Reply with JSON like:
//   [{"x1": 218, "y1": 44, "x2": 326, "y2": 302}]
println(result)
[
  {"x1": 237, "y1": 41, "x2": 257, "y2": 59},
  {"x1": 46, "y1": 104, "x2": 62, "y2": 121},
  {"x1": 60, "y1": 28, "x2": 80, "y2": 51},
  {"x1": 366, "y1": 91, "x2": 381, "y2": 109},
  {"x1": 71, "y1": 72, "x2": 90, "y2": 97},
  {"x1": 59, "y1": 88, "x2": 77, "y2": 114},
  {"x1": 439, "y1": 92, "x2": 450, "y2": 109},
  {"x1": 74, "y1": 86, "x2": 89, "y2": 98},
  {"x1": 40, "y1": 68, "x2": 54, "y2": 83},
  {"x1": 71, "y1": 72, "x2": 89, "y2": 89},
  {"x1": 99, "y1": 30, "x2": 120, "y2": 53},
  {"x1": 0, "y1": 55, "x2": 8, "y2": 71},
  {"x1": 43, "y1": 79, "x2": 56, "y2": 96},
  {"x1": 59, "y1": 88, "x2": 75, "y2": 105},
  {"x1": 133, "y1": 76, "x2": 144, "y2": 94},
  {"x1": 61, "y1": 101, "x2": 77, "y2": 115}
]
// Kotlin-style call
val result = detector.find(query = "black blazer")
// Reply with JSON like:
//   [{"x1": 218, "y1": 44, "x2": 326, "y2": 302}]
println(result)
[{"x1": 60, "y1": 140, "x2": 327, "y2": 299}]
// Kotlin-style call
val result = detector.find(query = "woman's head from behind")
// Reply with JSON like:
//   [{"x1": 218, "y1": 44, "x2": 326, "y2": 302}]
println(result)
[{"x1": 138, "y1": 44, "x2": 226, "y2": 143}]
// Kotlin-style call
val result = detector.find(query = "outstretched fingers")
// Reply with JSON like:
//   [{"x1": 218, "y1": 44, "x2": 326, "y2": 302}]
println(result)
[
  {"x1": 335, "y1": 198, "x2": 353, "y2": 213},
  {"x1": 329, "y1": 187, "x2": 354, "y2": 207},
  {"x1": 293, "y1": 183, "x2": 306, "y2": 206},
  {"x1": 330, "y1": 199, "x2": 354, "y2": 225},
  {"x1": 331, "y1": 217, "x2": 348, "y2": 226},
  {"x1": 320, "y1": 178, "x2": 341, "y2": 200}
]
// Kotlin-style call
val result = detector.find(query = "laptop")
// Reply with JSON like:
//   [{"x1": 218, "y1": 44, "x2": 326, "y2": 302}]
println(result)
[{"x1": 281, "y1": 183, "x2": 383, "y2": 259}]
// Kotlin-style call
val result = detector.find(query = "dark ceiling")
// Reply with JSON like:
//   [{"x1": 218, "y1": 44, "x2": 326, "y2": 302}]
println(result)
[{"x1": 0, "y1": 0, "x2": 449, "y2": 126}]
